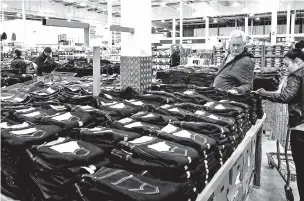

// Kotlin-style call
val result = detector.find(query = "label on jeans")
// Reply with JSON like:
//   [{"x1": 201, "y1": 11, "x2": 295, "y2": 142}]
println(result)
[
  {"x1": 214, "y1": 104, "x2": 226, "y2": 110},
  {"x1": 160, "y1": 104, "x2": 171, "y2": 109},
  {"x1": 168, "y1": 108, "x2": 180, "y2": 112},
  {"x1": 173, "y1": 130, "x2": 192, "y2": 138},
  {"x1": 183, "y1": 90, "x2": 194, "y2": 95},
  {"x1": 208, "y1": 114, "x2": 220, "y2": 120},
  {"x1": 204, "y1": 102, "x2": 214, "y2": 107},
  {"x1": 51, "y1": 112, "x2": 73, "y2": 121},
  {"x1": 0, "y1": 95, "x2": 13, "y2": 100},
  {"x1": 80, "y1": 105, "x2": 95, "y2": 111},
  {"x1": 11, "y1": 127, "x2": 37, "y2": 135},
  {"x1": 130, "y1": 136, "x2": 153, "y2": 144},
  {"x1": 44, "y1": 137, "x2": 66, "y2": 147},
  {"x1": 16, "y1": 107, "x2": 36, "y2": 113},
  {"x1": 195, "y1": 110, "x2": 206, "y2": 115},
  {"x1": 235, "y1": 172, "x2": 241, "y2": 186},
  {"x1": 161, "y1": 124, "x2": 178, "y2": 133},
  {"x1": 118, "y1": 118, "x2": 133, "y2": 124},
  {"x1": 110, "y1": 103, "x2": 126, "y2": 109},
  {"x1": 23, "y1": 111, "x2": 41, "y2": 117},
  {"x1": 14, "y1": 97, "x2": 24, "y2": 102},
  {"x1": 248, "y1": 157, "x2": 251, "y2": 167},
  {"x1": 130, "y1": 101, "x2": 144, "y2": 106},
  {"x1": 125, "y1": 122, "x2": 144, "y2": 128},
  {"x1": 36, "y1": 92, "x2": 48, "y2": 96},
  {"x1": 142, "y1": 113, "x2": 155, "y2": 118},
  {"x1": 104, "y1": 94, "x2": 113, "y2": 99},
  {"x1": 50, "y1": 141, "x2": 80, "y2": 153},
  {"x1": 46, "y1": 88, "x2": 55, "y2": 94},
  {"x1": 148, "y1": 141, "x2": 172, "y2": 152},
  {"x1": 0, "y1": 122, "x2": 29, "y2": 129},
  {"x1": 50, "y1": 105, "x2": 66, "y2": 111}
]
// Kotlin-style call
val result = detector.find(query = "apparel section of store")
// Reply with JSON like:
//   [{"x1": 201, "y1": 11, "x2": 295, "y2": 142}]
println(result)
[{"x1": 0, "y1": 0, "x2": 302, "y2": 201}]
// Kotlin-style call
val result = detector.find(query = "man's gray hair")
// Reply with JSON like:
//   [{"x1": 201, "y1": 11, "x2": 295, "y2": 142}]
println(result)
[{"x1": 229, "y1": 30, "x2": 247, "y2": 43}]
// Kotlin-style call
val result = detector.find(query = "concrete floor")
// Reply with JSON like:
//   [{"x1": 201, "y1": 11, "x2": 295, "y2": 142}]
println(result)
[
  {"x1": 1, "y1": 135, "x2": 300, "y2": 201},
  {"x1": 248, "y1": 135, "x2": 300, "y2": 201}
]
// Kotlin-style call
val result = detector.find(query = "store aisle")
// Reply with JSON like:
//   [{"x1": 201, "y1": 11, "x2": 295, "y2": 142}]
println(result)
[{"x1": 248, "y1": 135, "x2": 300, "y2": 201}]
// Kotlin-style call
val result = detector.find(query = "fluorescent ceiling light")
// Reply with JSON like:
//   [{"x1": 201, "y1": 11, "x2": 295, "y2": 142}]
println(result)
[
  {"x1": 79, "y1": 2, "x2": 87, "y2": 7},
  {"x1": 255, "y1": 17, "x2": 260, "y2": 21},
  {"x1": 232, "y1": 2, "x2": 239, "y2": 7}
]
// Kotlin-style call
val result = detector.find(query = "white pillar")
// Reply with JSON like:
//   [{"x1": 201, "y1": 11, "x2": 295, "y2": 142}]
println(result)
[
  {"x1": 271, "y1": 10, "x2": 278, "y2": 44},
  {"x1": 172, "y1": 19, "x2": 176, "y2": 44},
  {"x1": 108, "y1": 0, "x2": 112, "y2": 47},
  {"x1": 22, "y1": 0, "x2": 26, "y2": 45},
  {"x1": 286, "y1": 3, "x2": 291, "y2": 40},
  {"x1": 245, "y1": 17, "x2": 249, "y2": 35},
  {"x1": 205, "y1": 17, "x2": 209, "y2": 45},
  {"x1": 291, "y1": 12, "x2": 296, "y2": 39},
  {"x1": 93, "y1": 46, "x2": 101, "y2": 96},
  {"x1": 179, "y1": 1, "x2": 183, "y2": 45}
]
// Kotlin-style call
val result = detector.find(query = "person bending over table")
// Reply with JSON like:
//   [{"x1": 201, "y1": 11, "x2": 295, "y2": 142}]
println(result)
[
  {"x1": 212, "y1": 30, "x2": 254, "y2": 95},
  {"x1": 257, "y1": 42, "x2": 304, "y2": 200},
  {"x1": 35, "y1": 47, "x2": 58, "y2": 76}
]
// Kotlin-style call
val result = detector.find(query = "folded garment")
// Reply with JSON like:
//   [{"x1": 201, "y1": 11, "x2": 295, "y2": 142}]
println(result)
[
  {"x1": 131, "y1": 111, "x2": 179, "y2": 126},
  {"x1": 114, "y1": 118, "x2": 160, "y2": 135}
]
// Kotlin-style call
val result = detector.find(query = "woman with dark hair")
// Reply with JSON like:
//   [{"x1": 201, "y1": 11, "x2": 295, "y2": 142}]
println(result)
[
  {"x1": 10, "y1": 49, "x2": 27, "y2": 74},
  {"x1": 257, "y1": 41, "x2": 304, "y2": 200}
]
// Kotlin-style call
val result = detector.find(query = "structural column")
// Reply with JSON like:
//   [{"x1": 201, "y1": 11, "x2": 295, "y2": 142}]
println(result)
[
  {"x1": 205, "y1": 17, "x2": 209, "y2": 46},
  {"x1": 108, "y1": 0, "x2": 113, "y2": 46},
  {"x1": 179, "y1": 1, "x2": 183, "y2": 45},
  {"x1": 291, "y1": 11, "x2": 296, "y2": 40},
  {"x1": 271, "y1": 2, "x2": 279, "y2": 44},
  {"x1": 172, "y1": 19, "x2": 176, "y2": 44},
  {"x1": 22, "y1": 0, "x2": 26, "y2": 45},
  {"x1": 245, "y1": 17, "x2": 249, "y2": 35},
  {"x1": 93, "y1": 47, "x2": 101, "y2": 96},
  {"x1": 286, "y1": 3, "x2": 291, "y2": 40},
  {"x1": 120, "y1": 0, "x2": 152, "y2": 92}
]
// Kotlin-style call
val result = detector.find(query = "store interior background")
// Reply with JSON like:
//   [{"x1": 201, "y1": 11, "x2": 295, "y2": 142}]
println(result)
[{"x1": 1, "y1": 0, "x2": 304, "y2": 49}]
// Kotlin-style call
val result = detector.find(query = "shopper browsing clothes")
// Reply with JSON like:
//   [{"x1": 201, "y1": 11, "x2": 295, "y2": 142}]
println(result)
[
  {"x1": 10, "y1": 49, "x2": 27, "y2": 74},
  {"x1": 170, "y1": 45, "x2": 180, "y2": 67},
  {"x1": 257, "y1": 41, "x2": 304, "y2": 200},
  {"x1": 212, "y1": 30, "x2": 254, "y2": 95},
  {"x1": 35, "y1": 47, "x2": 57, "y2": 76}
]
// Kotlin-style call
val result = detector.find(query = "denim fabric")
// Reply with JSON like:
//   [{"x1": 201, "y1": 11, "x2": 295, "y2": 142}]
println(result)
[
  {"x1": 1, "y1": 124, "x2": 61, "y2": 147},
  {"x1": 97, "y1": 101, "x2": 142, "y2": 118},
  {"x1": 80, "y1": 167, "x2": 188, "y2": 201},
  {"x1": 138, "y1": 93, "x2": 177, "y2": 106},
  {"x1": 114, "y1": 118, "x2": 160, "y2": 135},
  {"x1": 171, "y1": 121, "x2": 230, "y2": 135},
  {"x1": 118, "y1": 136, "x2": 199, "y2": 169},
  {"x1": 174, "y1": 90, "x2": 213, "y2": 104},
  {"x1": 151, "y1": 84, "x2": 188, "y2": 93},
  {"x1": 155, "y1": 124, "x2": 217, "y2": 153},
  {"x1": 131, "y1": 111, "x2": 179, "y2": 127},
  {"x1": 203, "y1": 101, "x2": 244, "y2": 117},
  {"x1": 58, "y1": 92, "x2": 96, "y2": 106},
  {"x1": 29, "y1": 137, "x2": 104, "y2": 167},
  {"x1": 193, "y1": 110, "x2": 236, "y2": 127}
]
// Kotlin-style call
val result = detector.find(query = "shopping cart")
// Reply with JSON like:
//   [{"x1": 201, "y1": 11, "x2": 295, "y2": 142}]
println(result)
[{"x1": 264, "y1": 100, "x2": 297, "y2": 201}]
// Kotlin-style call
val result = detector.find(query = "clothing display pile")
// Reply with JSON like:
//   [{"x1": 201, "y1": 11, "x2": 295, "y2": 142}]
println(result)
[
  {"x1": 1, "y1": 69, "x2": 34, "y2": 87},
  {"x1": 156, "y1": 66, "x2": 218, "y2": 86},
  {"x1": 1, "y1": 75, "x2": 263, "y2": 201},
  {"x1": 55, "y1": 59, "x2": 120, "y2": 77}
]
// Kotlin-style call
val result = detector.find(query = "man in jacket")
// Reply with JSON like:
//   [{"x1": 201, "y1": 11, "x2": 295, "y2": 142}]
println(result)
[
  {"x1": 212, "y1": 30, "x2": 254, "y2": 95},
  {"x1": 35, "y1": 47, "x2": 57, "y2": 76},
  {"x1": 170, "y1": 46, "x2": 180, "y2": 67},
  {"x1": 10, "y1": 49, "x2": 27, "y2": 74}
]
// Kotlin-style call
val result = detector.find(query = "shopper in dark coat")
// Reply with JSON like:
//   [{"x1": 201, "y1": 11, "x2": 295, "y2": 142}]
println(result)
[
  {"x1": 257, "y1": 41, "x2": 304, "y2": 200},
  {"x1": 10, "y1": 49, "x2": 27, "y2": 74},
  {"x1": 212, "y1": 30, "x2": 254, "y2": 95},
  {"x1": 170, "y1": 50, "x2": 180, "y2": 67},
  {"x1": 35, "y1": 47, "x2": 57, "y2": 76}
]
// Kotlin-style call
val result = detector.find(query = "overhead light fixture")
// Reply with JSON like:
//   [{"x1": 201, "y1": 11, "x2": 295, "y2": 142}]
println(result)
[
  {"x1": 213, "y1": 19, "x2": 218, "y2": 23},
  {"x1": 160, "y1": 2, "x2": 166, "y2": 7},
  {"x1": 16, "y1": 13, "x2": 21, "y2": 17},
  {"x1": 232, "y1": 2, "x2": 239, "y2": 7},
  {"x1": 79, "y1": 2, "x2": 87, "y2": 7},
  {"x1": 255, "y1": 17, "x2": 260, "y2": 21},
  {"x1": 249, "y1": 13, "x2": 254, "y2": 17},
  {"x1": 2, "y1": 3, "x2": 8, "y2": 9}
]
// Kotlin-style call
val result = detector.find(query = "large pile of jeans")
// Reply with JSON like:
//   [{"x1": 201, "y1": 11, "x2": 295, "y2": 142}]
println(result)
[
  {"x1": 1, "y1": 80, "x2": 263, "y2": 201},
  {"x1": 55, "y1": 59, "x2": 120, "y2": 77},
  {"x1": 1, "y1": 69, "x2": 34, "y2": 87},
  {"x1": 253, "y1": 71, "x2": 280, "y2": 91},
  {"x1": 156, "y1": 66, "x2": 218, "y2": 86}
]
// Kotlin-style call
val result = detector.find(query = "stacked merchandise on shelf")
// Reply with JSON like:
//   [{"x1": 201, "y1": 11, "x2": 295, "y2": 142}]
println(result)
[
  {"x1": 253, "y1": 71, "x2": 281, "y2": 91},
  {"x1": 1, "y1": 71, "x2": 263, "y2": 201},
  {"x1": 247, "y1": 45, "x2": 263, "y2": 70},
  {"x1": 152, "y1": 50, "x2": 171, "y2": 71},
  {"x1": 264, "y1": 45, "x2": 290, "y2": 68},
  {"x1": 213, "y1": 47, "x2": 225, "y2": 66},
  {"x1": 156, "y1": 65, "x2": 218, "y2": 87}
]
